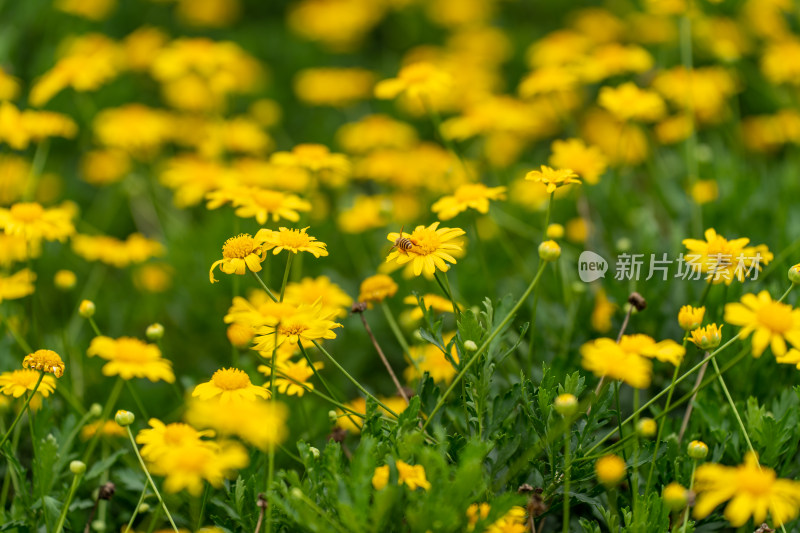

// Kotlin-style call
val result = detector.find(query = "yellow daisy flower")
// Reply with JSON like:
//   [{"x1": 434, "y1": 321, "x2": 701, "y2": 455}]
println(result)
[
  {"x1": 22, "y1": 349, "x2": 65, "y2": 378},
  {"x1": 228, "y1": 188, "x2": 312, "y2": 225},
  {"x1": 185, "y1": 398, "x2": 289, "y2": 451},
  {"x1": 431, "y1": 183, "x2": 507, "y2": 221},
  {"x1": 0, "y1": 269, "x2": 36, "y2": 303},
  {"x1": 619, "y1": 334, "x2": 686, "y2": 366},
  {"x1": 192, "y1": 368, "x2": 269, "y2": 403},
  {"x1": 358, "y1": 274, "x2": 398, "y2": 305},
  {"x1": 374, "y1": 62, "x2": 452, "y2": 102},
  {"x1": 385, "y1": 222, "x2": 465, "y2": 277},
  {"x1": 693, "y1": 452, "x2": 800, "y2": 527},
  {"x1": 0, "y1": 369, "x2": 57, "y2": 410},
  {"x1": 724, "y1": 291, "x2": 800, "y2": 357},
  {"x1": 682, "y1": 228, "x2": 773, "y2": 285},
  {"x1": 678, "y1": 305, "x2": 706, "y2": 331},
  {"x1": 580, "y1": 338, "x2": 651, "y2": 388},
  {"x1": 598, "y1": 82, "x2": 666, "y2": 123},
  {"x1": 136, "y1": 418, "x2": 215, "y2": 465},
  {"x1": 257, "y1": 227, "x2": 328, "y2": 258},
  {"x1": 549, "y1": 138, "x2": 608, "y2": 185},
  {"x1": 0, "y1": 202, "x2": 75, "y2": 242},
  {"x1": 159, "y1": 440, "x2": 249, "y2": 496},
  {"x1": 284, "y1": 276, "x2": 353, "y2": 319},
  {"x1": 251, "y1": 301, "x2": 343, "y2": 353},
  {"x1": 689, "y1": 324, "x2": 723, "y2": 350},
  {"x1": 258, "y1": 358, "x2": 322, "y2": 396},
  {"x1": 72, "y1": 233, "x2": 164, "y2": 268},
  {"x1": 396, "y1": 460, "x2": 431, "y2": 491},
  {"x1": 404, "y1": 341, "x2": 459, "y2": 385},
  {"x1": 524, "y1": 165, "x2": 581, "y2": 193},
  {"x1": 80, "y1": 420, "x2": 126, "y2": 441},
  {"x1": 209, "y1": 233, "x2": 266, "y2": 283},
  {"x1": 403, "y1": 293, "x2": 463, "y2": 321},
  {"x1": 87, "y1": 336, "x2": 175, "y2": 382}
]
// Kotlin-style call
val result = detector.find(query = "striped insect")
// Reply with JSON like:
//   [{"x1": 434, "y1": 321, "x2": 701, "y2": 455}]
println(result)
[{"x1": 390, "y1": 225, "x2": 419, "y2": 254}]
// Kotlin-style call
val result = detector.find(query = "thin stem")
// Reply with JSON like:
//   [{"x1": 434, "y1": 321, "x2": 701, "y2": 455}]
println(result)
[
  {"x1": 126, "y1": 381, "x2": 150, "y2": 421},
  {"x1": 544, "y1": 191, "x2": 554, "y2": 234},
  {"x1": 125, "y1": 426, "x2": 179, "y2": 533},
  {"x1": 677, "y1": 357, "x2": 708, "y2": 443},
  {"x1": 87, "y1": 317, "x2": 102, "y2": 337},
  {"x1": 631, "y1": 388, "x2": 640, "y2": 529},
  {"x1": 424, "y1": 261, "x2": 548, "y2": 430},
  {"x1": 54, "y1": 470, "x2": 82, "y2": 533},
  {"x1": 82, "y1": 377, "x2": 124, "y2": 463},
  {"x1": 0, "y1": 314, "x2": 33, "y2": 353},
  {"x1": 125, "y1": 487, "x2": 149, "y2": 533},
  {"x1": 310, "y1": 340, "x2": 399, "y2": 418},
  {"x1": 433, "y1": 271, "x2": 461, "y2": 319},
  {"x1": 379, "y1": 301, "x2": 419, "y2": 373},
  {"x1": 0, "y1": 371, "x2": 44, "y2": 451},
  {"x1": 265, "y1": 329, "x2": 279, "y2": 533},
  {"x1": 358, "y1": 312, "x2": 409, "y2": 404},
  {"x1": 681, "y1": 461, "x2": 696, "y2": 532},
  {"x1": 710, "y1": 357, "x2": 755, "y2": 456},
  {"x1": 562, "y1": 423, "x2": 571, "y2": 533},
  {"x1": 279, "y1": 254, "x2": 294, "y2": 302},
  {"x1": 250, "y1": 271, "x2": 278, "y2": 302}
]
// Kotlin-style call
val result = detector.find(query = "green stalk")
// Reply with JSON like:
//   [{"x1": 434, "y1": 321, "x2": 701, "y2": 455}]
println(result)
[
  {"x1": 82, "y1": 377, "x2": 124, "y2": 463},
  {"x1": 0, "y1": 371, "x2": 44, "y2": 451},
  {"x1": 562, "y1": 424, "x2": 571, "y2": 533},
  {"x1": 279, "y1": 254, "x2": 294, "y2": 302},
  {"x1": 680, "y1": 461, "x2": 696, "y2": 533},
  {"x1": 265, "y1": 328, "x2": 279, "y2": 533},
  {"x1": 125, "y1": 487, "x2": 149, "y2": 533},
  {"x1": 631, "y1": 388, "x2": 640, "y2": 529},
  {"x1": 250, "y1": 271, "x2": 278, "y2": 302},
  {"x1": 433, "y1": 271, "x2": 461, "y2": 319},
  {"x1": 379, "y1": 301, "x2": 419, "y2": 372},
  {"x1": 125, "y1": 426, "x2": 179, "y2": 533},
  {"x1": 710, "y1": 357, "x2": 755, "y2": 456},
  {"x1": 53, "y1": 468, "x2": 83, "y2": 533},
  {"x1": 423, "y1": 261, "x2": 548, "y2": 430}
]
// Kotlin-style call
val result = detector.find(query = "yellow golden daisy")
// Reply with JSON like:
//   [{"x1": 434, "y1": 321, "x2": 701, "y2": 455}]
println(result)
[
  {"x1": 80, "y1": 420, "x2": 126, "y2": 441},
  {"x1": 136, "y1": 418, "x2": 215, "y2": 465},
  {"x1": 678, "y1": 305, "x2": 706, "y2": 331},
  {"x1": 358, "y1": 274, "x2": 398, "y2": 305},
  {"x1": 689, "y1": 324, "x2": 723, "y2": 350},
  {"x1": 0, "y1": 369, "x2": 57, "y2": 410},
  {"x1": 431, "y1": 183, "x2": 507, "y2": 221},
  {"x1": 192, "y1": 368, "x2": 269, "y2": 403},
  {"x1": 0, "y1": 202, "x2": 75, "y2": 242},
  {"x1": 682, "y1": 228, "x2": 773, "y2": 285},
  {"x1": 185, "y1": 398, "x2": 289, "y2": 451},
  {"x1": 209, "y1": 233, "x2": 266, "y2": 283},
  {"x1": 619, "y1": 334, "x2": 686, "y2": 366},
  {"x1": 251, "y1": 301, "x2": 343, "y2": 353},
  {"x1": 598, "y1": 82, "x2": 666, "y2": 123},
  {"x1": 724, "y1": 291, "x2": 800, "y2": 357},
  {"x1": 374, "y1": 62, "x2": 452, "y2": 102},
  {"x1": 0, "y1": 269, "x2": 36, "y2": 303},
  {"x1": 396, "y1": 460, "x2": 431, "y2": 491},
  {"x1": 549, "y1": 138, "x2": 608, "y2": 185},
  {"x1": 404, "y1": 342, "x2": 459, "y2": 385},
  {"x1": 693, "y1": 452, "x2": 800, "y2": 527},
  {"x1": 385, "y1": 222, "x2": 465, "y2": 277},
  {"x1": 230, "y1": 188, "x2": 312, "y2": 225},
  {"x1": 22, "y1": 349, "x2": 65, "y2": 378},
  {"x1": 403, "y1": 293, "x2": 463, "y2": 321},
  {"x1": 159, "y1": 440, "x2": 249, "y2": 496},
  {"x1": 284, "y1": 276, "x2": 353, "y2": 319},
  {"x1": 580, "y1": 338, "x2": 651, "y2": 388},
  {"x1": 524, "y1": 165, "x2": 581, "y2": 193},
  {"x1": 87, "y1": 336, "x2": 175, "y2": 382},
  {"x1": 258, "y1": 358, "x2": 322, "y2": 396},
  {"x1": 256, "y1": 226, "x2": 328, "y2": 258}
]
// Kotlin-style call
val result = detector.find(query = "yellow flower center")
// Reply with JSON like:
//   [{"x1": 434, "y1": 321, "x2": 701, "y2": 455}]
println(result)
[
  {"x1": 10, "y1": 202, "x2": 44, "y2": 222},
  {"x1": 222, "y1": 234, "x2": 257, "y2": 259},
  {"x1": 756, "y1": 301, "x2": 793, "y2": 333},
  {"x1": 277, "y1": 230, "x2": 311, "y2": 249},
  {"x1": 705, "y1": 237, "x2": 736, "y2": 266},
  {"x1": 281, "y1": 323, "x2": 308, "y2": 337},
  {"x1": 163, "y1": 424, "x2": 199, "y2": 446},
  {"x1": 410, "y1": 229, "x2": 440, "y2": 255},
  {"x1": 211, "y1": 368, "x2": 251, "y2": 390},
  {"x1": 114, "y1": 339, "x2": 155, "y2": 362}
]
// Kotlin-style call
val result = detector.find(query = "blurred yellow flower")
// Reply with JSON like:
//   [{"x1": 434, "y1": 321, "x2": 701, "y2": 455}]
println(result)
[
  {"x1": 285, "y1": 276, "x2": 353, "y2": 319},
  {"x1": 93, "y1": 104, "x2": 174, "y2": 158},
  {"x1": 87, "y1": 336, "x2": 175, "y2": 382},
  {"x1": 375, "y1": 62, "x2": 452, "y2": 103},
  {"x1": 525, "y1": 165, "x2": 580, "y2": 194},
  {"x1": 598, "y1": 82, "x2": 666, "y2": 123},
  {"x1": 724, "y1": 291, "x2": 800, "y2": 357},
  {"x1": 590, "y1": 289, "x2": 616, "y2": 333},
  {"x1": 0, "y1": 369, "x2": 57, "y2": 410},
  {"x1": 619, "y1": 334, "x2": 686, "y2": 366},
  {"x1": 258, "y1": 358, "x2": 322, "y2": 396},
  {"x1": 403, "y1": 294, "x2": 461, "y2": 321},
  {"x1": 0, "y1": 68, "x2": 20, "y2": 101},
  {"x1": 122, "y1": 27, "x2": 168, "y2": 72},
  {"x1": 682, "y1": 228, "x2": 772, "y2": 285},
  {"x1": 185, "y1": 398, "x2": 289, "y2": 451},
  {"x1": 690, "y1": 180, "x2": 719, "y2": 205},
  {"x1": 72, "y1": 233, "x2": 165, "y2": 268},
  {"x1": 287, "y1": 0, "x2": 385, "y2": 51},
  {"x1": 372, "y1": 465, "x2": 389, "y2": 490},
  {"x1": 0, "y1": 202, "x2": 75, "y2": 243},
  {"x1": 80, "y1": 420, "x2": 126, "y2": 441},
  {"x1": 337, "y1": 195, "x2": 389, "y2": 234},
  {"x1": 257, "y1": 227, "x2": 328, "y2": 258},
  {"x1": 581, "y1": 108, "x2": 649, "y2": 166},
  {"x1": 405, "y1": 341, "x2": 459, "y2": 385},
  {"x1": 55, "y1": 0, "x2": 116, "y2": 20},
  {"x1": 358, "y1": 274, "x2": 398, "y2": 305},
  {"x1": 192, "y1": 368, "x2": 269, "y2": 403},
  {"x1": 175, "y1": 0, "x2": 241, "y2": 28},
  {"x1": 80, "y1": 149, "x2": 131, "y2": 186},
  {"x1": 549, "y1": 138, "x2": 607, "y2": 185},
  {"x1": 581, "y1": 338, "x2": 651, "y2": 388},
  {"x1": 294, "y1": 68, "x2": 374, "y2": 107},
  {"x1": 0, "y1": 269, "x2": 36, "y2": 303},
  {"x1": 396, "y1": 460, "x2": 431, "y2": 491},
  {"x1": 431, "y1": 183, "x2": 506, "y2": 221},
  {"x1": 596, "y1": 454, "x2": 626, "y2": 487},
  {"x1": 336, "y1": 114, "x2": 417, "y2": 154}
]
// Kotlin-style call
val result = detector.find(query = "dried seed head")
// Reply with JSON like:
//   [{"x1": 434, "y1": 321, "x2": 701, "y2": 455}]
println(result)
[
  {"x1": 99, "y1": 482, "x2": 116, "y2": 500},
  {"x1": 628, "y1": 292, "x2": 647, "y2": 311}
]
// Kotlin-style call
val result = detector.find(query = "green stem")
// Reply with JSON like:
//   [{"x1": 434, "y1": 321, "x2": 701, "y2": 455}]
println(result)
[
  {"x1": 250, "y1": 271, "x2": 278, "y2": 302},
  {"x1": 87, "y1": 317, "x2": 102, "y2": 337},
  {"x1": 681, "y1": 461, "x2": 696, "y2": 532},
  {"x1": 379, "y1": 301, "x2": 419, "y2": 373},
  {"x1": 310, "y1": 340, "x2": 399, "y2": 418},
  {"x1": 423, "y1": 261, "x2": 548, "y2": 430},
  {"x1": 125, "y1": 487, "x2": 149, "y2": 533},
  {"x1": 279, "y1": 254, "x2": 294, "y2": 302},
  {"x1": 0, "y1": 371, "x2": 44, "y2": 451},
  {"x1": 632, "y1": 388, "x2": 640, "y2": 529},
  {"x1": 265, "y1": 329, "x2": 279, "y2": 533},
  {"x1": 562, "y1": 424, "x2": 571, "y2": 533},
  {"x1": 82, "y1": 377, "x2": 124, "y2": 463},
  {"x1": 544, "y1": 191, "x2": 554, "y2": 234},
  {"x1": 125, "y1": 426, "x2": 179, "y2": 533},
  {"x1": 433, "y1": 271, "x2": 460, "y2": 319},
  {"x1": 126, "y1": 381, "x2": 150, "y2": 420},
  {"x1": 53, "y1": 470, "x2": 83, "y2": 533},
  {"x1": 710, "y1": 357, "x2": 755, "y2": 456},
  {"x1": 196, "y1": 483, "x2": 209, "y2": 530}
]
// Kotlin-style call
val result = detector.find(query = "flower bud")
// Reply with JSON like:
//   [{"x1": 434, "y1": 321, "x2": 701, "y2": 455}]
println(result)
[
  {"x1": 89, "y1": 403, "x2": 103, "y2": 417},
  {"x1": 114, "y1": 410, "x2": 135, "y2": 427},
  {"x1": 464, "y1": 340, "x2": 478, "y2": 352},
  {"x1": 138, "y1": 503, "x2": 150, "y2": 513},
  {"x1": 690, "y1": 324, "x2": 722, "y2": 350},
  {"x1": 328, "y1": 410, "x2": 338, "y2": 424},
  {"x1": 145, "y1": 323, "x2": 164, "y2": 341},
  {"x1": 309, "y1": 447, "x2": 320, "y2": 459},
  {"x1": 70, "y1": 460, "x2": 86, "y2": 475},
  {"x1": 538, "y1": 240, "x2": 561, "y2": 262},
  {"x1": 636, "y1": 418, "x2": 657, "y2": 439},
  {"x1": 290, "y1": 487, "x2": 303, "y2": 499},
  {"x1": 595, "y1": 454, "x2": 626, "y2": 487},
  {"x1": 79, "y1": 300, "x2": 96, "y2": 318},
  {"x1": 54, "y1": 270, "x2": 77, "y2": 291},
  {"x1": 789, "y1": 264, "x2": 800, "y2": 285},
  {"x1": 687, "y1": 440, "x2": 708, "y2": 460},
  {"x1": 546, "y1": 224, "x2": 564, "y2": 239},
  {"x1": 678, "y1": 305, "x2": 705, "y2": 331},
  {"x1": 91, "y1": 520, "x2": 106, "y2": 531},
  {"x1": 662, "y1": 482, "x2": 688, "y2": 512},
  {"x1": 554, "y1": 393, "x2": 578, "y2": 417}
]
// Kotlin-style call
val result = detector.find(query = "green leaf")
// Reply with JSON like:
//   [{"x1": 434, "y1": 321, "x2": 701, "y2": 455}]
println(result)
[{"x1": 86, "y1": 449, "x2": 128, "y2": 481}]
